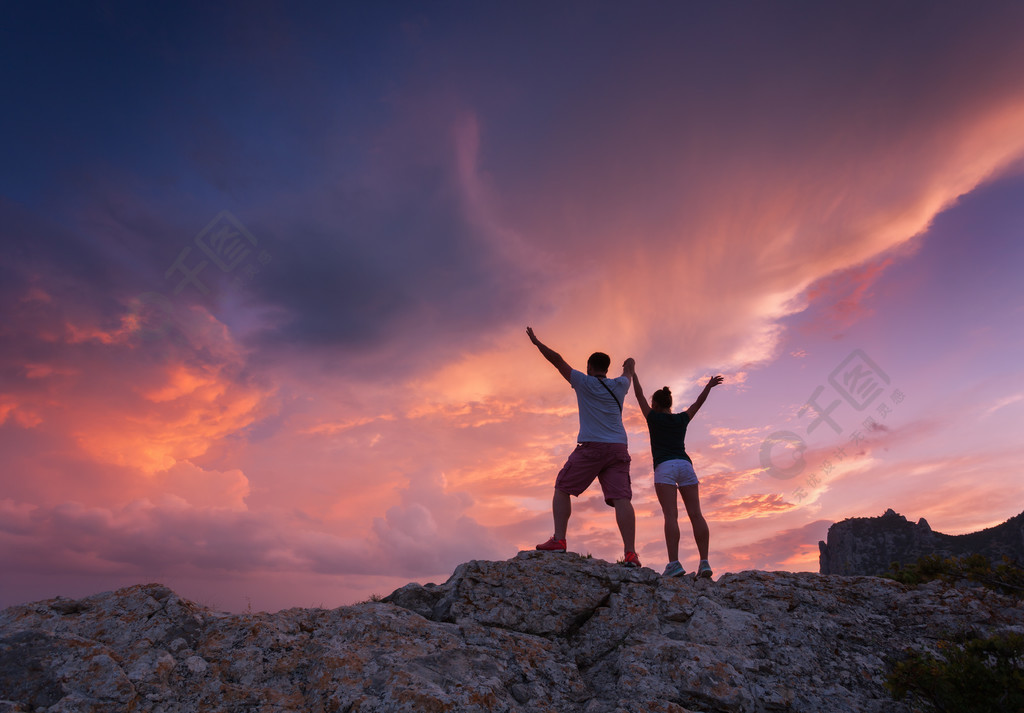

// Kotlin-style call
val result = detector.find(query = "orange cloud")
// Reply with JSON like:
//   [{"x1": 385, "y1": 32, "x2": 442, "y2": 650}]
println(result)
[
  {"x1": 303, "y1": 414, "x2": 397, "y2": 436},
  {"x1": 719, "y1": 520, "x2": 832, "y2": 573},
  {"x1": 74, "y1": 368, "x2": 266, "y2": 474},
  {"x1": 23, "y1": 363, "x2": 77, "y2": 379},
  {"x1": 5, "y1": 9, "x2": 1024, "y2": 613},
  {"x1": 711, "y1": 493, "x2": 797, "y2": 521},
  {"x1": 0, "y1": 397, "x2": 42, "y2": 428},
  {"x1": 64, "y1": 312, "x2": 140, "y2": 345}
]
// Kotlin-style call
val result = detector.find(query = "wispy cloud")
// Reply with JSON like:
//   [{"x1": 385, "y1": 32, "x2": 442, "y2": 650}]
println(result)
[{"x1": 2, "y1": 2, "x2": 1024, "y2": 609}]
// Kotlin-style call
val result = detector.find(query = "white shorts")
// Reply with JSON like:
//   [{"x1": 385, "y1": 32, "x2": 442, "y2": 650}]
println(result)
[{"x1": 654, "y1": 459, "x2": 699, "y2": 487}]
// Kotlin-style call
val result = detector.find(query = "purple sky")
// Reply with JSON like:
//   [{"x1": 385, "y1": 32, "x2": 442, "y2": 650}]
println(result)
[{"x1": 2, "y1": 2, "x2": 1023, "y2": 611}]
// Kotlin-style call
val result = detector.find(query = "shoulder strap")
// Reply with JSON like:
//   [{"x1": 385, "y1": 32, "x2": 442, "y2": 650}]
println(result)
[{"x1": 598, "y1": 377, "x2": 623, "y2": 413}]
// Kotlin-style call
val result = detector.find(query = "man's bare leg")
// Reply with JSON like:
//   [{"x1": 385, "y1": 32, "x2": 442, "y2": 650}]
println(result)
[
  {"x1": 552, "y1": 489, "x2": 572, "y2": 540},
  {"x1": 612, "y1": 498, "x2": 636, "y2": 553}
]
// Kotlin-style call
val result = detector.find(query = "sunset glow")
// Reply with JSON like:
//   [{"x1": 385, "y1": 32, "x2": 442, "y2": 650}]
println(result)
[{"x1": 2, "y1": 2, "x2": 1023, "y2": 612}]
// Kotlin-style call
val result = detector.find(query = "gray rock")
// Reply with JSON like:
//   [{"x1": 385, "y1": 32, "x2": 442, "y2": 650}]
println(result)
[{"x1": 2, "y1": 554, "x2": 1022, "y2": 712}]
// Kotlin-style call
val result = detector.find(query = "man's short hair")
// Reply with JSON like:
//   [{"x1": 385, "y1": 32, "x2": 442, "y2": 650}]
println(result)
[{"x1": 587, "y1": 352, "x2": 611, "y2": 374}]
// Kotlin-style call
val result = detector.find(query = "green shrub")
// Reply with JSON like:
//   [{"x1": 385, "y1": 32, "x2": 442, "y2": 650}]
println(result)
[
  {"x1": 883, "y1": 554, "x2": 1024, "y2": 599},
  {"x1": 886, "y1": 631, "x2": 1024, "y2": 713},
  {"x1": 884, "y1": 556, "x2": 1024, "y2": 711}
]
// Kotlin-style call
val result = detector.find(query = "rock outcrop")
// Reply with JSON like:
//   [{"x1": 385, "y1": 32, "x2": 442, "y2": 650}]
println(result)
[
  {"x1": 818, "y1": 508, "x2": 1024, "y2": 576},
  {"x1": 2, "y1": 551, "x2": 1023, "y2": 712}
]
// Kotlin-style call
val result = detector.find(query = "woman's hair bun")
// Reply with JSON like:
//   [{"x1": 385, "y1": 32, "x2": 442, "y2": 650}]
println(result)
[{"x1": 662, "y1": 386, "x2": 671, "y2": 393}]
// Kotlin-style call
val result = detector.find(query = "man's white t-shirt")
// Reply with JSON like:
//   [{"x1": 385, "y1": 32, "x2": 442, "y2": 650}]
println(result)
[{"x1": 569, "y1": 369, "x2": 630, "y2": 444}]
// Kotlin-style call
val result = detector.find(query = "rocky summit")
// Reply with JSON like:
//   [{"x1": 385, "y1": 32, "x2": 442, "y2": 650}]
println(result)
[{"x1": 2, "y1": 552, "x2": 1022, "y2": 713}]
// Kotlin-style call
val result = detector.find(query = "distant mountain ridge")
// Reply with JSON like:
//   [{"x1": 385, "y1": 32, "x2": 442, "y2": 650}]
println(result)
[{"x1": 819, "y1": 508, "x2": 1024, "y2": 575}]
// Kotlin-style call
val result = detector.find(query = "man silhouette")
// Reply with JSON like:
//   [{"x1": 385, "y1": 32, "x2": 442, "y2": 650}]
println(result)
[{"x1": 527, "y1": 327, "x2": 641, "y2": 567}]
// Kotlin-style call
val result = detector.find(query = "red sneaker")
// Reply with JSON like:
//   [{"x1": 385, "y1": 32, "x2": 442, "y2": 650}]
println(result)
[
  {"x1": 623, "y1": 551, "x2": 642, "y2": 568},
  {"x1": 536, "y1": 536, "x2": 567, "y2": 552}
]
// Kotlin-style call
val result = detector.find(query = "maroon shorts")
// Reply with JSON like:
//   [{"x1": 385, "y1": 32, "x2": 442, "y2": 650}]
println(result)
[{"x1": 554, "y1": 442, "x2": 632, "y2": 506}]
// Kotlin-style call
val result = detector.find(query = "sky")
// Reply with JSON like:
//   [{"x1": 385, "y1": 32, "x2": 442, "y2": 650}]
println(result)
[{"x1": 2, "y1": 1, "x2": 1023, "y2": 613}]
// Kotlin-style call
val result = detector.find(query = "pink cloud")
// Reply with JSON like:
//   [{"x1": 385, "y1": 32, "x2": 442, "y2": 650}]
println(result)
[
  {"x1": 0, "y1": 467, "x2": 506, "y2": 593},
  {"x1": 719, "y1": 520, "x2": 832, "y2": 573},
  {"x1": 800, "y1": 257, "x2": 896, "y2": 333},
  {"x1": 4, "y1": 7, "x2": 1024, "y2": 612}
]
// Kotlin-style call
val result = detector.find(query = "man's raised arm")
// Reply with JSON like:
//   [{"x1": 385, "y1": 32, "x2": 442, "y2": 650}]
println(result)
[{"x1": 527, "y1": 327, "x2": 572, "y2": 382}]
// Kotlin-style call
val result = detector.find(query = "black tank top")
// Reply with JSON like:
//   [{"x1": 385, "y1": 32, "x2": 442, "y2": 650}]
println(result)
[{"x1": 646, "y1": 411, "x2": 692, "y2": 466}]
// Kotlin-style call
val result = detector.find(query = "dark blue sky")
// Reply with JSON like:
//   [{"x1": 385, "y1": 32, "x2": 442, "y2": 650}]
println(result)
[{"x1": 2, "y1": 1, "x2": 1023, "y2": 611}]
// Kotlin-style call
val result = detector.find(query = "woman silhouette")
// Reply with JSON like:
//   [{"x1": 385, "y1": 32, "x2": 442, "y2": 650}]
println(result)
[{"x1": 630, "y1": 363, "x2": 723, "y2": 578}]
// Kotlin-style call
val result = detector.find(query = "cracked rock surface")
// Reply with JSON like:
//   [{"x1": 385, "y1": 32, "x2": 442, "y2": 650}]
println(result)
[{"x1": 2, "y1": 551, "x2": 1022, "y2": 712}]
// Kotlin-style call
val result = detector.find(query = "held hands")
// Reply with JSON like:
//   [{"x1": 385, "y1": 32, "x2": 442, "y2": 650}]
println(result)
[{"x1": 622, "y1": 357, "x2": 636, "y2": 378}]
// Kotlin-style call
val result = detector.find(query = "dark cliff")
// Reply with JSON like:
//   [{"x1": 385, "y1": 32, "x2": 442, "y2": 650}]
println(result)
[{"x1": 819, "y1": 508, "x2": 1024, "y2": 575}]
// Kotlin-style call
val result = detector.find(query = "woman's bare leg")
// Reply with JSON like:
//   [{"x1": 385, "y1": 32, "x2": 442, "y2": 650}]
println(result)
[
  {"x1": 679, "y1": 484, "x2": 709, "y2": 560},
  {"x1": 655, "y1": 483, "x2": 681, "y2": 562}
]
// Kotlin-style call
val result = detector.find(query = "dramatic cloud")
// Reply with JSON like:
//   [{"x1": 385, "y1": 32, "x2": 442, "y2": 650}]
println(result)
[{"x1": 2, "y1": 2, "x2": 1023, "y2": 610}]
